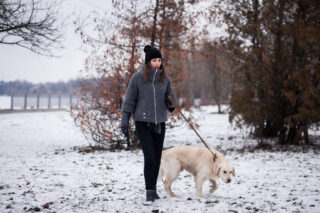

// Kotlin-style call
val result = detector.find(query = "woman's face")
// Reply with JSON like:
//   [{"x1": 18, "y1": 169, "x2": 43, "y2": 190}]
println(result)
[{"x1": 150, "y1": 58, "x2": 162, "y2": 69}]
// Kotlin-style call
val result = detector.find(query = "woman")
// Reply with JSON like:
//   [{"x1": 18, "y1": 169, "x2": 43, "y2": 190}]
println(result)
[{"x1": 120, "y1": 45, "x2": 176, "y2": 205}]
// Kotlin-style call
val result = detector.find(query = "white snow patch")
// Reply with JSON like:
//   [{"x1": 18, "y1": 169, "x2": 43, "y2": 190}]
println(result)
[{"x1": 0, "y1": 106, "x2": 319, "y2": 212}]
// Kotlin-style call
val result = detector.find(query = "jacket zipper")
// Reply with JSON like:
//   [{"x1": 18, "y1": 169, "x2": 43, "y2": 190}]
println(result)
[{"x1": 153, "y1": 69, "x2": 158, "y2": 125}]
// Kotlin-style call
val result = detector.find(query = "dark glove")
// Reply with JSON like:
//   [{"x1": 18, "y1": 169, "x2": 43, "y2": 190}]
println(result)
[
  {"x1": 120, "y1": 111, "x2": 131, "y2": 138},
  {"x1": 121, "y1": 126, "x2": 129, "y2": 137},
  {"x1": 165, "y1": 97, "x2": 175, "y2": 113}
]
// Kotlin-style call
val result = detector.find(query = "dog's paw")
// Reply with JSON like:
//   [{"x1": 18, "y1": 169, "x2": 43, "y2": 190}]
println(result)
[
  {"x1": 197, "y1": 193, "x2": 204, "y2": 198},
  {"x1": 209, "y1": 180, "x2": 218, "y2": 193},
  {"x1": 196, "y1": 196, "x2": 206, "y2": 203},
  {"x1": 169, "y1": 193, "x2": 176, "y2": 197},
  {"x1": 209, "y1": 186, "x2": 217, "y2": 193}
]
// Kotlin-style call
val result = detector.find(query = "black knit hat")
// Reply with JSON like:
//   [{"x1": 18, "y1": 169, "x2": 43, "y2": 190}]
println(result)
[{"x1": 144, "y1": 45, "x2": 162, "y2": 64}]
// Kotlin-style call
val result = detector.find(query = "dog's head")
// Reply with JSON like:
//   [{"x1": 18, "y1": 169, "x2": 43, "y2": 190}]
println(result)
[{"x1": 216, "y1": 162, "x2": 235, "y2": 183}]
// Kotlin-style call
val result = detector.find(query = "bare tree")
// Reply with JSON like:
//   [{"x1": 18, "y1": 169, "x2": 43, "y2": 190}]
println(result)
[
  {"x1": 0, "y1": 0, "x2": 64, "y2": 56},
  {"x1": 71, "y1": 0, "x2": 208, "y2": 149}
]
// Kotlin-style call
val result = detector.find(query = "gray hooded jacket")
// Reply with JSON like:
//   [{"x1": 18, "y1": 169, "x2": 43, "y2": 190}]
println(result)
[{"x1": 121, "y1": 65, "x2": 176, "y2": 124}]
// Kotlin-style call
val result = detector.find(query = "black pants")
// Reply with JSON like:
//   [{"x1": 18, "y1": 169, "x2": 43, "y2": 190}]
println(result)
[{"x1": 135, "y1": 121, "x2": 166, "y2": 190}]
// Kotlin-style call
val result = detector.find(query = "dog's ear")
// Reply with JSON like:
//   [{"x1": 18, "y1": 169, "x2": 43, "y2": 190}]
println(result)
[
  {"x1": 216, "y1": 167, "x2": 221, "y2": 177},
  {"x1": 232, "y1": 167, "x2": 235, "y2": 176}
]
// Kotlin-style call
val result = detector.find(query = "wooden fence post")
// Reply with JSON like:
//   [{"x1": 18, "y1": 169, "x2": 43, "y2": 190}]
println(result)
[
  {"x1": 24, "y1": 93, "x2": 27, "y2": 110},
  {"x1": 69, "y1": 94, "x2": 73, "y2": 107},
  {"x1": 48, "y1": 94, "x2": 51, "y2": 109},
  {"x1": 37, "y1": 93, "x2": 40, "y2": 109},
  {"x1": 11, "y1": 94, "x2": 14, "y2": 110},
  {"x1": 58, "y1": 93, "x2": 61, "y2": 109}
]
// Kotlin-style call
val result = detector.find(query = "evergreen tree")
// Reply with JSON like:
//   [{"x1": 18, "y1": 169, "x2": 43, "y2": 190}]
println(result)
[{"x1": 219, "y1": 0, "x2": 320, "y2": 144}]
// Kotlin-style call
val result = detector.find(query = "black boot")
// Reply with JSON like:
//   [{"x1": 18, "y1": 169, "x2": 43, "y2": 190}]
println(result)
[
  {"x1": 153, "y1": 186, "x2": 160, "y2": 200},
  {"x1": 144, "y1": 190, "x2": 155, "y2": 205}
]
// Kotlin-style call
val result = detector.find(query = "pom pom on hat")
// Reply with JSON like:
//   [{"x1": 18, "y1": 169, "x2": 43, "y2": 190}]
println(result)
[
  {"x1": 144, "y1": 45, "x2": 162, "y2": 64},
  {"x1": 144, "y1": 45, "x2": 152, "y2": 53}
]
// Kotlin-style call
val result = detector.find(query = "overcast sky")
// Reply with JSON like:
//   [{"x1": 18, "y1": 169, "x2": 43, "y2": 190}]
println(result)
[
  {"x1": 0, "y1": 0, "x2": 222, "y2": 84},
  {"x1": 0, "y1": 0, "x2": 113, "y2": 84}
]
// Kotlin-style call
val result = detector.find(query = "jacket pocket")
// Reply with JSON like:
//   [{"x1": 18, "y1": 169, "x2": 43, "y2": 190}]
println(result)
[{"x1": 135, "y1": 106, "x2": 152, "y2": 121}]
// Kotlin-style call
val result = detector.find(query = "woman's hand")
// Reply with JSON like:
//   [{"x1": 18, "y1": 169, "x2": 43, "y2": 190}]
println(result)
[
  {"x1": 120, "y1": 112, "x2": 131, "y2": 138},
  {"x1": 165, "y1": 97, "x2": 175, "y2": 113},
  {"x1": 121, "y1": 126, "x2": 129, "y2": 137}
]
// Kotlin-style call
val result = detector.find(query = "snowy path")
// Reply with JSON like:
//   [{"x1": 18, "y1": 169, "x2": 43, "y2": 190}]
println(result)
[{"x1": 0, "y1": 107, "x2": 319, "y2": 212}]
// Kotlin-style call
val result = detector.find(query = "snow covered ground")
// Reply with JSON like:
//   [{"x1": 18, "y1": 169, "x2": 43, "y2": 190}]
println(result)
[{"x1": 0, "y1": 106, "x2": 319, "y2": 213}]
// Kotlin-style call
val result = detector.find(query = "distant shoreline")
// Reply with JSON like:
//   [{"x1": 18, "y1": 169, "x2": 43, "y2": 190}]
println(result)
[{"x1": 0, "y1": 108, "x2": 69, "y2": 114}]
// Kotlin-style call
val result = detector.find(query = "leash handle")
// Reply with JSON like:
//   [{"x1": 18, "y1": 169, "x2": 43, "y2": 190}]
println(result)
[{"x1": 168, "y1": 96, "x2": 217, "y2": 161}]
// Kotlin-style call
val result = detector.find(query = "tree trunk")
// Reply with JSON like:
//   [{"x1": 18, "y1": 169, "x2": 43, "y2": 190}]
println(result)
[
  {"x1": 303, "y1": 127, "x2": 309, "y2": 144},
  {"x1": 254, "y1": 124, "x2": 264, "y2": 138},
  {"x1": 217, "y1": 102, "x2": 221, "y2": 114},
  {"x1": 158, "y1": 0, "x2": 166, "y2": 51},
  {"x1": 263, "y1": 121, "x2": 279, "y2": 137},
  {"x1": 286, "y1": 125, "x2": 302, "y2": 145},
  {"x1": 278, "y1": 125, "x2": 287, "y2": 144},
  {"x1": 151, "y1": 0, "x2": 159, "y2": 46}
]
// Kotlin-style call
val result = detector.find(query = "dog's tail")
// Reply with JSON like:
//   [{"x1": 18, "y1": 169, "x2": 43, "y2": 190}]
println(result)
[
  {"x1": 157, "y1": 148, "x2": 170, "y2": 182},
  {"x1": 157, "y1": 164, "x2": 164, "y2": 183}
]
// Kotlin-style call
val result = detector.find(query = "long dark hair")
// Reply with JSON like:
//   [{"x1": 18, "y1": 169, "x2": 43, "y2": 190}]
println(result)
[{"x1": 143, "y1": 62, "x2": 167, "y2": 83}]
